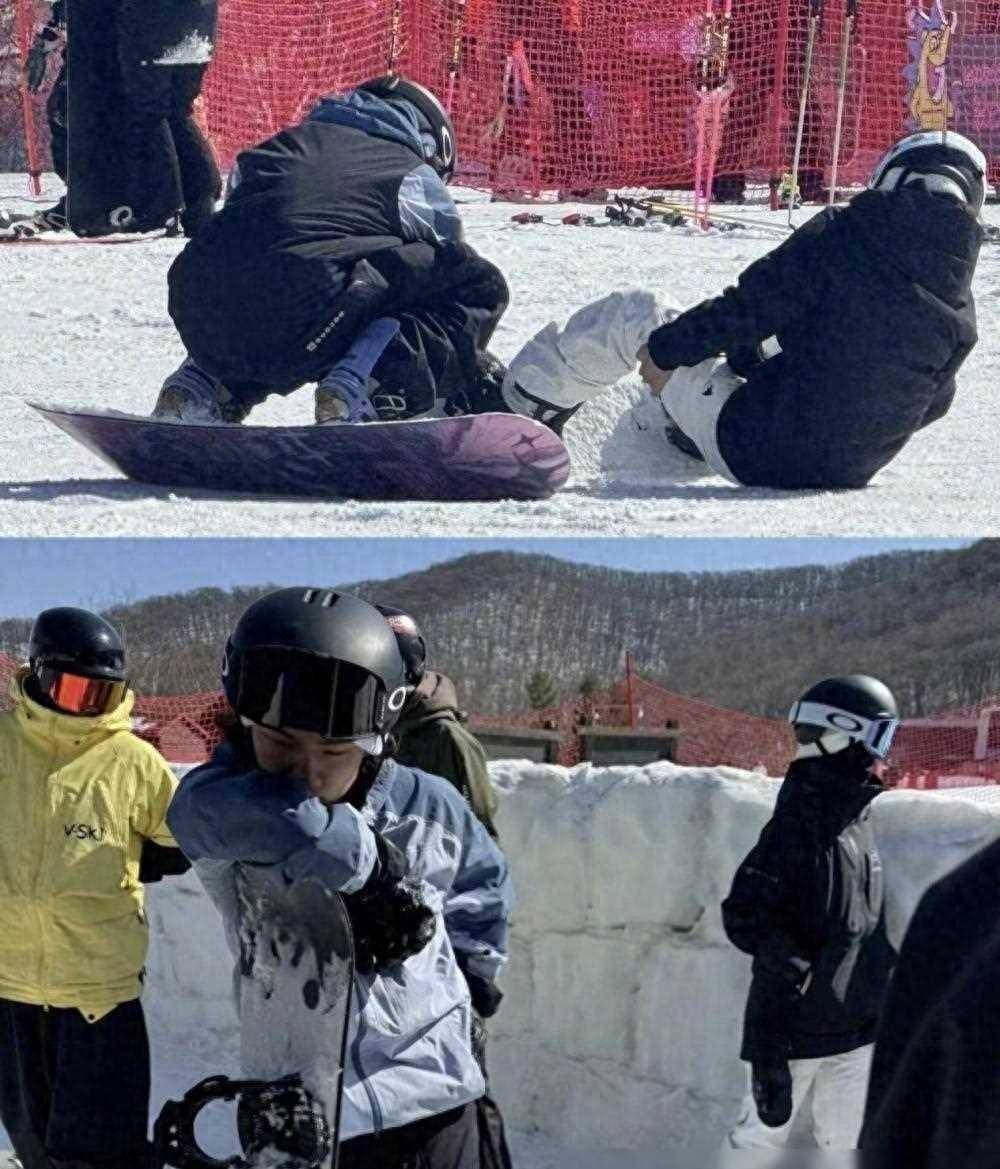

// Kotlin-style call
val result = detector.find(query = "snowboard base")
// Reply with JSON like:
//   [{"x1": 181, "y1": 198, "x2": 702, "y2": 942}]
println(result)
[{"x1": 30, "y1": 405, "x2": 571, "y2": 501}]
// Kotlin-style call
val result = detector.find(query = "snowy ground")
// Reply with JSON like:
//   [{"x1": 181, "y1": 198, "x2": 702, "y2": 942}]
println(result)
[
  {"x1": 3, "y1": 761, "x2": 999, "y2": 1165},
  {"x1": 3, "y1": 174, "x2": 1000, "y2": 537}
]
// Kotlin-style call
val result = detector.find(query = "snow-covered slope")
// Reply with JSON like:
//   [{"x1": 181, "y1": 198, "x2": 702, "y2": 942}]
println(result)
[
  {"x1": 4, "y1": 175, "x2": 1000, "y2": 536},
  {"x1": 55, "y1": 761, "x2": 997, "y2": 1162}
]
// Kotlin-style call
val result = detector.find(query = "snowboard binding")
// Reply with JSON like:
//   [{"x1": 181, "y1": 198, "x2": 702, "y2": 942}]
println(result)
[{"x1": 153, "y1": 1073, "x2": 333, "y2": 1169}]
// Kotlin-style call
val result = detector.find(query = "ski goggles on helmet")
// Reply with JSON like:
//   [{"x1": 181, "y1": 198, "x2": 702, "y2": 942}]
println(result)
[
  {"x1": 227, "y1": 645, "x2": 408, "y2": 740},
  {"x1": 35, "y1": 666, "x2": 128, "y2": 716},
  {"x1": 788, "y1": 700, "x2": 900, "y2": 760}
]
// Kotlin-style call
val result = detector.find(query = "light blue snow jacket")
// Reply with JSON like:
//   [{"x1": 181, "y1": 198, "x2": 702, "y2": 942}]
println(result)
[{"x1": 167, "y1": 745, "x2": 512, "y2": 1138}]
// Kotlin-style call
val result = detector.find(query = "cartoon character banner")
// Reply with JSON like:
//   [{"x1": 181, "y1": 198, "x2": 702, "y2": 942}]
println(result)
[{"x1": 906, "y1": 0, "x2": 1000, "y2": 159}]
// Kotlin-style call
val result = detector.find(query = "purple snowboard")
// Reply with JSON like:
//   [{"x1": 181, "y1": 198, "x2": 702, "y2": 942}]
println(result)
[{"x1": 30, "y1": 405, "x2": 570, "y2": 502}]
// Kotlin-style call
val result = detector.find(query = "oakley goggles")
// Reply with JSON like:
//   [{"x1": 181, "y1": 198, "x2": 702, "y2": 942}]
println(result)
[
  {"x1": 228, "y1": 646, "x2": 407, "y2": 740},
  {"x1": 789, "y1": 700, "x2": 900, "y2": 760}
]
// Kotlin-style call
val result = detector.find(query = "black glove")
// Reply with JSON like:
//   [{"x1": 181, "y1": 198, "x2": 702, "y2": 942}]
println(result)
[
  {"x1": 342, "y1": 833, "x2": 436, "y2": 975},
  {"x1": 751, "y1": 1061, "x2": 793, "y2": 1128},
  {"x1": 138, "y1": 839, "x2": 192, "y2": 884},
  {"x1": 456, "y1": 955, "x2": 504, "y2": 1019},
  {"x1": 25, "y1": 24, "x2": 61, "y2": 93},
  {"x1": 726, "y1": 340, "x2": 765, "y2": 378}
]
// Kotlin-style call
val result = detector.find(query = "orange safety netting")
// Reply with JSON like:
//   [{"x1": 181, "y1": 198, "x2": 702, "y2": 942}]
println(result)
[
  {"x1": 2, "y1": 647, "x2": 1000, "y2": 787},
  {"x1": 7, "y1": 0, "x2": 1000, "y2": 197}
]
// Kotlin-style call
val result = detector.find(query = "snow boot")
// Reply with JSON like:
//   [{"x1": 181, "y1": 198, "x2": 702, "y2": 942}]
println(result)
[
  {"x1": 32, "y1": 198, "x2": 67, "y2": 231},
  {"x1": 446, "y1": 352, "x2": 581, "y2": 437},
  {"x1": 152, "y1": 357, "x2": 248, "y2": 424}
]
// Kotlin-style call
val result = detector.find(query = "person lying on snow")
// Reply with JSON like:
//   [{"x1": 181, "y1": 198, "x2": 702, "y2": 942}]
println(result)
[{"x1": 636, "y1": 130, "x2": 984, "y2": 489}]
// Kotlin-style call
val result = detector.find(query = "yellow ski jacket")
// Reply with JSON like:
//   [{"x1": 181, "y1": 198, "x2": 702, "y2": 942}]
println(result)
[{"x1": 0, "y1": 669, "x2": 180, "y2": 1020}]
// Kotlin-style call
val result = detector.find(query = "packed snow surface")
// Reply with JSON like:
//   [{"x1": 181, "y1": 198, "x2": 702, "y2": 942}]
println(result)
[
  {"x1": 4, "y1": 175, "x2": 1000, "y2": 536},
  {"x1": 4, "y1": 760, "x2": 999, "y2": 1162}
]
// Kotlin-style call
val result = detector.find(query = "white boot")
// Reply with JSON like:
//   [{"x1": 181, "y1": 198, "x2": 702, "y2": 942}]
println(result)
[
  {"x1": 152, "y1": 357, "x2": 248, "y2": 424},
  {"x1": 504, "y1": 289, "x2": 677, "y2": 419}
]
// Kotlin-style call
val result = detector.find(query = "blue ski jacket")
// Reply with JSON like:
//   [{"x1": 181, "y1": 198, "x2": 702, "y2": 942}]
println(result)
[{"x1": 167, "y1": 745, "x2": 513, "y2": 1138}]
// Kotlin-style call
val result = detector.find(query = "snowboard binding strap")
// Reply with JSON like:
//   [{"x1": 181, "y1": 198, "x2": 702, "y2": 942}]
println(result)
[{"x1": 153, "y1": 1074, "x2": 333, "y2": 1169}]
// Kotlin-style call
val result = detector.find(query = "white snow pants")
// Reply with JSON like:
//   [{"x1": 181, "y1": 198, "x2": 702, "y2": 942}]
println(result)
[
  {"x1": 727, "y1": 1045, "x2": 874, "y2": 1149},
  {"x1": 660, "y1": 357, "x2": 744, "y2": 483},
  {"x1": 502, "y1": 288, "x2": 672, "y2": 414}
]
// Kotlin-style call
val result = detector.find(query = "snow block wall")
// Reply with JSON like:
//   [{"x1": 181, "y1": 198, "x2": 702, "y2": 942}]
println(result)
[{"x1": 143, "y1": 763, "x2": 1000, "y2": 1150}]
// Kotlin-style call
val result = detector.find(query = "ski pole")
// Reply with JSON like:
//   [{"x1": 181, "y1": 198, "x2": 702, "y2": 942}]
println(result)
[
  {"x1": 444, "y1": 0, "x2": 466, "y2": 113},
  {"x1": 788, "y1": 0, "x2": 824, "y2": 226},
  {"x1": 827, "y1": 0, "x2": 858, "y2": 205},
  {"x1": 692, "y1": 0, "x2": 714, "y2": 227},
  {"x1": 701, "y1": 0, "x2": 734, "y2": 229},
  {"x1": 14, "y1": 0, "x2": 43, "y2": 197}
]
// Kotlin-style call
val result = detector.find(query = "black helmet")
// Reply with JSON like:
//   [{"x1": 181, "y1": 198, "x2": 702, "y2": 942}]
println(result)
[
  {"x1": 222, "y1": 588, "x2": 409, "y2": 743},
  {"x1": 869, "y1": 130, "x2": 987, "y2": 211},
  {"x1": 375, "y1": 604, "x2": 427, "y2": 686},
  {"x1": 28, "y1": 607, "x2": 128, "y2": 716},
  {"x1": 357, "y1": 75, "x2": 456, "y2": 181},
  {"x1": 788, "y1": 675, "x2": 900, "y2": 760},
  {"x1": 29, "y1": 607, "x2": 127, "y2": 681}
]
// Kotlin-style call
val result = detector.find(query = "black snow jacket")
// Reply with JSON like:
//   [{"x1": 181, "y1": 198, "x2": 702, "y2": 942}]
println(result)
[
  {"x1": 722, "y1": 752, "x2": 897, "y2": 1063},
  {"x1": 646, "y1": 188, "x2": 982, "y2": 488},
  {"x1": 860, "y1": 836, "x2": 1000, "y2": 1168},
  {"x1": 168, "y1": 91, "x2": 506, "y2": 397}
]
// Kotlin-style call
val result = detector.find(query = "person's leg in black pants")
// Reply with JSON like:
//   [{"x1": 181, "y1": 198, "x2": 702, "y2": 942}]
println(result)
[
  {"x1": 0, "y1": 999, "x2": 55, "y2": 1169},
  {"x1": 168, "y1": 65, "x2": 221, "y2": 237},
  {"x1": 338, "y1": 1103, "x2": 480, "y2": 1169}
]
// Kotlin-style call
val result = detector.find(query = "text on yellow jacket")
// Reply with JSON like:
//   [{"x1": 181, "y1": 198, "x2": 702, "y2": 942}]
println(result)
[{"x1": 0, "y1": 668, "x2": 180, "y2": 1020}]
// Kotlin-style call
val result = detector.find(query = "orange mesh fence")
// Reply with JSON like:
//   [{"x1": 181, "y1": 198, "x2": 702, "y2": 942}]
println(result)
[
  {"x1": 473, "y1": 673, "x2": 795, "y2": 770},
  {"x1": 5, "y1": 0, "x2": 1000, "y2": 194},
  {"x1": 2, "y1": 648, "x2": 1000, "y2": 786}
]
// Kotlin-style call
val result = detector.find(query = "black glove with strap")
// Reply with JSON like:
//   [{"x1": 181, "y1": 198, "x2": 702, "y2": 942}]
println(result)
[
  {"x1": 751, "y1": 1061, "x2": 793, "y2": 1128},
  {"x1": 342, "y1": 832, "x2": 436, "y2": 975}
]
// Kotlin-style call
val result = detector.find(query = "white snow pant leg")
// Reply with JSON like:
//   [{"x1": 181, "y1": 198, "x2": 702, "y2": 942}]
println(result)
[
  {"x1": 810, "y1": 1044, "x2": 873, "y2": 1149},
  {"x1": 660, "y1": 357, "x2": 743, "y2": 483},
  {"x1": 503, "y1": 288, "x2": 676, "y2": 412},
  {"x1": 726, "y1": 1058, "x2": 823, "y2": 1148}
]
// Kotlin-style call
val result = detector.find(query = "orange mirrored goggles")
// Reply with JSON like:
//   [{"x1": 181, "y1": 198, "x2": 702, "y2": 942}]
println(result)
[{"x1": 36, "y1": 667, "x2": 127, "y2": 716}]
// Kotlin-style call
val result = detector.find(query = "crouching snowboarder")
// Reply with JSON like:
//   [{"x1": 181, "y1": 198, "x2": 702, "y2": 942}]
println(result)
[
  {"x1": 722, "y1": 676, "x2": 900, "y2": 1149},
  {"x1": 0, "y1": 607, "x2": 188, "y2": 1169},
  {"x1": 166, "y1": 588, "x2": 513, "y2": 1169},
  {"x1": 156, "y1": 74, "x2": 641, "y2": 438},
  {"x1": 637, "y1": 130, "x2": 985, "y2": 488}
]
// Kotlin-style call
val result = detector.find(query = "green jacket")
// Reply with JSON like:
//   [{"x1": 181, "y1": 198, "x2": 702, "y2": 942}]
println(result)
[{"x1": 394, "y1": 672, "x2": 499, "y2": 839}]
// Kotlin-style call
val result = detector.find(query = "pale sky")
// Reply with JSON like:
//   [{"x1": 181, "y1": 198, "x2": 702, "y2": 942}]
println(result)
[{"x1": 0, "y1": 538, "x2": 971, "y2": 618}]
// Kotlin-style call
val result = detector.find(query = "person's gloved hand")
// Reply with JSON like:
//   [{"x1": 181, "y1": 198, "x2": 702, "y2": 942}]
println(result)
[
  {"x1": 751, "y1": 1061, "x2": 793, "y2": 1128},
  {"x1": 25, "y1": 24, "x2": 62, "y2": 93},
  {"x1": 343, "y1": 834, "x2": 436, "y2": 974}
]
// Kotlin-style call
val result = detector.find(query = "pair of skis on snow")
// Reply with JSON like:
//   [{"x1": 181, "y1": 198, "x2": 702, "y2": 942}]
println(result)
[{"x1": 153, "y1": 880, "x2": 353, "y2": 1169}]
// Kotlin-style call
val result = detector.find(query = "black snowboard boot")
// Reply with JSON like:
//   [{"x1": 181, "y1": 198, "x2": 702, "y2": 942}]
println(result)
[
  {"x1": 32, "y1": 197, "x2": 67, "y2": 231},
  {"x1": 449, "y1": 352, "x2": 581, "y2": 437}
]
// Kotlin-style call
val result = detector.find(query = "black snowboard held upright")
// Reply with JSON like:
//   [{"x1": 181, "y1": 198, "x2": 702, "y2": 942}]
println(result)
[{"x1": 153, "y1": 880, "x2": 355, "y2": 1169}]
